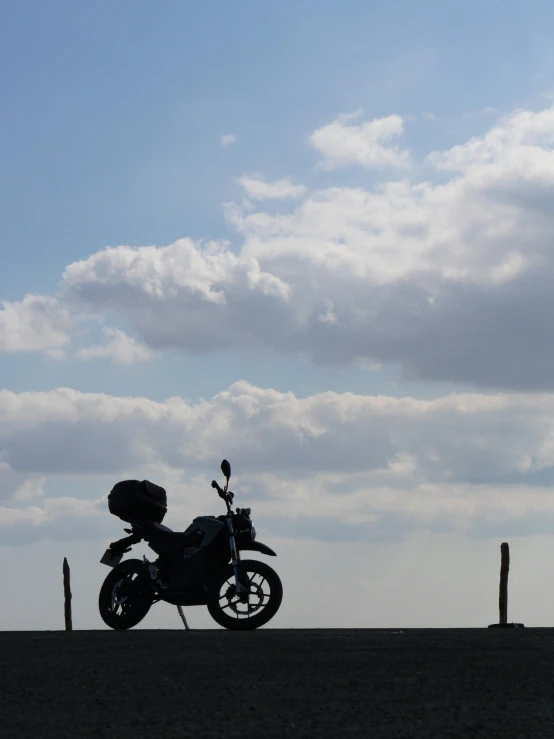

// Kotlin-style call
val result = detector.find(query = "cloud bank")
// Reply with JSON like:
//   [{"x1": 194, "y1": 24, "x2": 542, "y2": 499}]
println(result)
[
  {"x1": 4, "y1": 105, "x2": 554, "y2": 393},
  {"x1": 3, "y1": 382, "x2": 554, "y2": 542}
]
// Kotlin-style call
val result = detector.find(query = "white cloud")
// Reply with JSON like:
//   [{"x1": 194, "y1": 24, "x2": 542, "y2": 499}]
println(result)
[
  {"x1": 427, "y1": 106, "x2": 554, "y2": 172},
  {"x1": 63, "y1": 239, "x2": 291, "y2": 353},
  {"x1": 0, "y1": 462, "x2": 35, "y2": 502},
  {"x1": 0, "y1": 295, "x2": 72, "y2": 353},
  {"x1": 8, "y1": 104, "x2": 554, "y2": 391},
  {"x1": 3, "y1": 382, "x2": 554, "y2": 543},
  {"x1": 0, "y1": 381, "x2": 554, "y2": 486},
  {"x1": 220, "y1": 133, "x2": 237, "y2": 147},
  {"x1": 238, "y1": 176, "x2": 307, "y2": 200},
  {"x1": 462, "y1": 106, "x2": 498, "y2": 120},
  {"x1": 228, "y1": 104, "x2": 554, "y2": 389},
  {"x1": 14, "y1": 476, "x2": 46, "y2": 501},
  {"x1": 309, "y1": 112, "x2": 411, "y2": 169},
  {"x1": 76, "y1": 328, "x2": 154, "y2": 364},
  {"x1": 56, "y1": 100, "x2": 554, "y2": 392}
]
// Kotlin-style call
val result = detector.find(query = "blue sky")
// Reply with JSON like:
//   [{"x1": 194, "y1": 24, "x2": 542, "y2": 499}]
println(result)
[{"x1": 4, "y1": 1, "x2": 554, "y2": 629}]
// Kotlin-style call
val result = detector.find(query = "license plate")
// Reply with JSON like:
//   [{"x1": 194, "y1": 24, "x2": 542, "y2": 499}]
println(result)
[{"x1": 100, "y1": 549, "x2": 123, "y2": 568}]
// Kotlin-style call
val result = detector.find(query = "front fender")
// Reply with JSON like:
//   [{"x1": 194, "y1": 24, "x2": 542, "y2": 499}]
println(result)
[{"x1": 238, "y1": 540, "x2": 277, "y2": 556}]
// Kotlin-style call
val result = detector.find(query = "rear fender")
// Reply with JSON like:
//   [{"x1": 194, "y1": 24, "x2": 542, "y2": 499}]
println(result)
[
  {"x1": 118, "y1": 576, "x2": 155, "y2": 598},
  {"x1": 111, "y1": 558, "x2": 153, "y2": 595}
]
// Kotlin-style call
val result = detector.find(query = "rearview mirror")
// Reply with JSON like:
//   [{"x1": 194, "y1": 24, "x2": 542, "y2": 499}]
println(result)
[{"x1": 221, "y1": 459, "x2": 231, "y2": 481}]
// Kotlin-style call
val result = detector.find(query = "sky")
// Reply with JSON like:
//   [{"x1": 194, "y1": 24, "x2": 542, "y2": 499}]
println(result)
[{"x1": 3, "y1": 0, "x2": 554, "y2": 630}]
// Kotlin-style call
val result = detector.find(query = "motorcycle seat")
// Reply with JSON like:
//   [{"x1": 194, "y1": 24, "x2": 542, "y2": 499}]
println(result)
[{"x1": 142, "y1": 522, "x2": 200, "y2": 556}]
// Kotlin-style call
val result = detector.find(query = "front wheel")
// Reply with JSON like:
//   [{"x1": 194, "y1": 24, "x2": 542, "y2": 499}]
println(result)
[
  {"x1": 99, "y1": 559, "x2": 153, "y2": 630},
  {"x1": 207, "y1": 559, "x2": 283, "y2": 630}
]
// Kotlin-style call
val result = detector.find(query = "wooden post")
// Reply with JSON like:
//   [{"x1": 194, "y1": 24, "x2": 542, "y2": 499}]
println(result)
[
  {"x1": 499, "y1": 542, "x2": 509, "y2": 625},
  {"x1": 63, "y1": 557, "x2": 72, "y2": 631},
  {"x1": 488, "y1": 541, "x2": 524, "y2": 628}
]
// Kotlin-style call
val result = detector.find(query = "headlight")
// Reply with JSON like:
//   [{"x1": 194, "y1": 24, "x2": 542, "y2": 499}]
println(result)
[{"x1": 251, "y1": 526, "x2": 257, "y2": 541}]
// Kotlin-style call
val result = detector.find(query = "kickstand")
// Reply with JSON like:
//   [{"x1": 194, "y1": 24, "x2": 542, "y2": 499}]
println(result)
[{"x1": 177, "y1": 605, "x2": 190, "y2": 630}]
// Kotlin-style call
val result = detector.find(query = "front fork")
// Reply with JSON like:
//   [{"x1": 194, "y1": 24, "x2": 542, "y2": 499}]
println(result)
[{"x1": 226, "y1": 515, "x2": 246, "y2": 593}]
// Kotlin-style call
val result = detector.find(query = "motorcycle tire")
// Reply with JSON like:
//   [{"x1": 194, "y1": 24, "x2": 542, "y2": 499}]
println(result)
[
  {"x1": 207, "y1": 558, "x2": 283, "y2": 630},
  {"x1": 99, "y1": 559, "x2": 153, "y2": 630}
]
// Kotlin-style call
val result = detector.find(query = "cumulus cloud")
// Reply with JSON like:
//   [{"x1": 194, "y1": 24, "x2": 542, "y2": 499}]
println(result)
[
  {"x1": 238, "y1": 176, "x2": 307, "y2": 200},
  {"x1": 309, "y1": 111, "x2": 410, "y2": 170},
  {"x1": 76, "y1": 328, "x2": 154, "y2": 364},
  {"x1": 0, "y1": 295, "x2": 72, "y2": 353},
  {"x1": 220, "y1": 133, "x2": 237, "y2": 147},
  {"x1": 426, "y1": 106, "x2": 554, "y2": 172},
  {"x1": 7, "y1": 104, "x2": 554, "y2": 391},
  {"x1": 63, "y1": 239, "x2": 291, "y2": 352},
  {"x1": 3, "y1": 382, "x2": 554, "y2": 542},
  {"x1": 231, "y1": 104, "x2": 554, "y2": 389}
]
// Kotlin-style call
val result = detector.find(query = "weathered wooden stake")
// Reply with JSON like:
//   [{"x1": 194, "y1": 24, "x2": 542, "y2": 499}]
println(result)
[
  {"x1": 63, "y1": 557, "x2": 73, "y2": 631},
  {"x1": 488, "y1": 541, "x2": 524, "y2": 628},
  {"x1": 499, "y1": 542, "x2": 509, "y2": 625}
]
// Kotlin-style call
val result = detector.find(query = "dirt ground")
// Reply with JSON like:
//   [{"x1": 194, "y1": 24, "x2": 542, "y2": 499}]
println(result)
[{"x1": 2, "y1": 628, "x2": 554, "y2": 738}]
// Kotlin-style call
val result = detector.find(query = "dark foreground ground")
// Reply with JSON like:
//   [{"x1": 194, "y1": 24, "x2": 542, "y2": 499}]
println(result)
[{"x1": 3, "y1": 628, "x2": 554, "y2": 738}]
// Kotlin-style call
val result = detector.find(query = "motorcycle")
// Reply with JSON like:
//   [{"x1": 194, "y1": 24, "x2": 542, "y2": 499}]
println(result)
[{"x1": 98, "y1": 459, "x2": 283, "y2": 630}]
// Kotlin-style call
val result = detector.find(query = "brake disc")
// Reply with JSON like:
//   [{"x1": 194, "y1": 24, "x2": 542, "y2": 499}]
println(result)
[{"x1": 226, "y1": 581, "x2": 264, "y2": 615}]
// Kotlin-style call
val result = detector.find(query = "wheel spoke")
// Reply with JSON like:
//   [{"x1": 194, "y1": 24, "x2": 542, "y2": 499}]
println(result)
[
  {"x1": 221, "y1": 594, "x2": 240, "y2": 603},
  {"x1": 215, "y1": 566, "x2": 275, "y2": 620},
  {"x1": 222, "y1": 602, "x2": 241, "y2": 613}
]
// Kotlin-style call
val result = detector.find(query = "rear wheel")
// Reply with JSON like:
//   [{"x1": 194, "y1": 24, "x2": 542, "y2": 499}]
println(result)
[
  {"x1": 207, "y1": 559, "x2": 283, "y2": 630},
  {"x1": 99, "y1": 559, "x2": 153, "y2": 630}
]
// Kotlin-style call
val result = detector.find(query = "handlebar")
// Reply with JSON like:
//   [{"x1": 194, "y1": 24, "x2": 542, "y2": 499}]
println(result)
[{"x1": 211, "y1": 480, "x2": 234, "y2": 504}]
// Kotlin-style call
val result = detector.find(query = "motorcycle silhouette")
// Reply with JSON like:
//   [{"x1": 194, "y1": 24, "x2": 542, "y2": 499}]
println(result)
[{"x1": 98, "y1": 460, "x2": 283, "y2": 630}]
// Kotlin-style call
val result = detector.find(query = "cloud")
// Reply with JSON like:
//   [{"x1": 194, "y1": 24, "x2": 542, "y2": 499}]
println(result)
[
  {"x1": 3, "y1": 382, "x2": 554, "y2": 542},
  {"x1": 63, "y1": 239, "x2": 291, "y2": 353},
  {"x1": 0, "y1": 496, "x2": 108, "y2": 545},
  {"x1": 0, "y1": 462, "x2": 42, "y2": 502},
  {"x1": 14, "y1": 476, "x2": 46, "y2": 501},
  {"x1": 0, "y1": 295, "x2": 72, "y2": 353},
  {"x1": 44, "y1": 348, "x2": 67, "y2": 361},
  {"x1": 220, "y1": 133, "x2": 237, "y2": 147},
  {"x1": 230, "y1": 104, "x2": 554, "y2": 389},
  {"x1": 9, "y1": 104, "x2": 554, "y2": 391},
  {"x1": 309, "y1": 112, "x2": 410, "y2": 170},
  {"x1": 238, "y1": 176, "x2": 307, "y2": 200},
  {"x1": 76, "y1": 328, "x2": 154, "y2": 364},
  {"x1": 462, "y1": 106, "x2": 498, "y2": 120},
  {"x1": 426, "y1": 106, "x2": 554, "y2": 172},
  {"x1": 2, "y1": 381, "x2": 554, "y2": 485}
]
